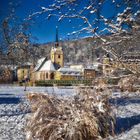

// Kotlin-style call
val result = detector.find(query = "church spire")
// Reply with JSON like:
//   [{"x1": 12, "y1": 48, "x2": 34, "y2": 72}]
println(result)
[
  {"x1": 55, "y1": 26, "x2": 59, "y2": 47},
  {"x1": 51, "y1": 26, "x2": 64, "y2": 67}
]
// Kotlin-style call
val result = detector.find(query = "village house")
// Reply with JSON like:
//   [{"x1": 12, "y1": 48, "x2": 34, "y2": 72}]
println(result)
[
  {"x1": 55, "y1": 67, "x2": 83, "y2": 80},
  {"x1": 102, "y1": 54, "x2": 114, "y2": 76},
  {"x1": 84, "y1": 67, "x2": 96, "y2": 80},
  {"x1": 17, "y1": 63, "x2": 33, "y2": 82},
  {"x1": 102, "y1": 52, "x2": 140, "y2": 76}
]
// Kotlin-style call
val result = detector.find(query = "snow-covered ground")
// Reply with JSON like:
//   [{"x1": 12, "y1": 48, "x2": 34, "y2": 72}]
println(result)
[
  {"x1": 0, "y1": 85, "x2": 140, "y2": 140},
  {"x1": 108, "y1": 96, "x2": 140, "y2": 140},
  {"x1": 0, "y1": 85, "x2": 75, "y2": 97},
  {"x1": 0, "y1": 85, "x2": 76, "y2": 140}
]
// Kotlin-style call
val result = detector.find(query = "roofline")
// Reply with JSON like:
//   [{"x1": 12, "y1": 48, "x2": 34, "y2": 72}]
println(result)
[{"x1": 36, "y1": 57, "x2": 48, "y2": 71}]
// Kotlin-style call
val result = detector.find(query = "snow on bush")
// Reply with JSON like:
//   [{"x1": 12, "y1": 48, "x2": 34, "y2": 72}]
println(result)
[{"x1": 26, "y1": 87, "x2": 115, "y2": 140}]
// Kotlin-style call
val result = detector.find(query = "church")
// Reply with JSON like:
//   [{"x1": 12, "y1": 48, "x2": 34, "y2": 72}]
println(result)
[
  {"x1": 31, "y1": 27, "x2": 98, "y2": 82},
  {"x1": 32, "y1": 27, "x2": 64, "y2": 81}
]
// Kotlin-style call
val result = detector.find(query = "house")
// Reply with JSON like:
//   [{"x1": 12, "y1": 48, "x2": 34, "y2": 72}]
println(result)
[
  {"x1": 17, "y1": 63, "x2": 33, "y2": 82},
  {"x1": 55, "y1": 67, "x2": 82, "y2": 80},
  {"x1": 84, "y1": 67, "x2": 96, "y2": 80},
  {"x1": 102, "y1": 54, "x2": 114, "y2": 76},
  {"x1": 102, "y1": 52, "x2": 140, "y2": 76}
]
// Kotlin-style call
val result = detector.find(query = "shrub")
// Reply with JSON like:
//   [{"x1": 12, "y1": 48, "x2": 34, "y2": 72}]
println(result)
[
  {"x1": 26, "y1": 87, "x2": 115, "y2": 140},
  {"x1": 35, "y1": 80, "x2": 92, "y2": 86},
  {"x1": 107, "y1": 78, "x2": 120, "y2": 85},
  {"x1": 118, "y1": 75, "x2": 140, "y2": 92}
]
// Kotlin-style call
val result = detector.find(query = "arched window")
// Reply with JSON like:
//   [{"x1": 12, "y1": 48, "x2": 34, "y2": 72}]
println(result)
[
  {"x1": 50, "y1": 73, "x2": 54, "y2": 79},
  {"x1": 46, "y1": 73, "x2": 48, "y2": 79},
  {"x1": 58, "y1": 55, "x2": 61, "y2": 58}
]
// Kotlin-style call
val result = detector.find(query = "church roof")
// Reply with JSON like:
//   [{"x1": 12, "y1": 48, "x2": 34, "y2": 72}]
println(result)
[
  {"x1": 34, "y1": 58, "x2": 56, "y2": 72},
  {"x1": 39, "y1": 60, "x2": 56, "y2": 72},
  {"x1": 34, "y1": 57, "x2": 46, "y2": 72}
]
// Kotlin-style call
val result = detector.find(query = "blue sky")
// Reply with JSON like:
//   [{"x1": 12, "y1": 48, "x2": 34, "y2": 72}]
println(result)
[{"x1": 0, "y1": 0, "x2": 139, "y2": 44}]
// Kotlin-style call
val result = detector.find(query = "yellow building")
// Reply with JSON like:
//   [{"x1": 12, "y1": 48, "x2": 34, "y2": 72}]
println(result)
[
  {"x1": 51, "y1": 47, "x2": 64, "y2": 67},
  {"x1": 17, "y1": 64, "x2": 32, "y2": 82},
  {"x1": 55, "y1": 67, "x2": 82, "y2": 80},
  {"x1": 51, "y1": 26, "x2": 64, "y2": 68},
  {"x1": 102, "y1": 54, "x2": 114, "y2": 76},
  {"x1": 102, "y1": 52, "x2": 140, "y2": 76}
]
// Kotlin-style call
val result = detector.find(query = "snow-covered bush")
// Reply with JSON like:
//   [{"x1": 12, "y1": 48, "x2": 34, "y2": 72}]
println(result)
[
  {"x1": 118, "y1": 75, "x2": 140, "y2": 92},
  {"x1": 26, "y1": 87, "x2": 115, "y2": 140}
]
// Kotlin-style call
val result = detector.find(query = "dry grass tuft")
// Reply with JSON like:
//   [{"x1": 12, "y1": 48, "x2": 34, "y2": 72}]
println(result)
[
  {"x1": 26, "y1": 88, "x2": 115, "y2": 140},
  {"x1": 118, "y1": 75, "x2": 140, "y2": 92}
]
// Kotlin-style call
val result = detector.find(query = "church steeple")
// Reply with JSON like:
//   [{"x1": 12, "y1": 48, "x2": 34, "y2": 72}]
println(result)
[
  {"x1": 55, "y1": 26, "x2": 59, "y2": 47},
  {"x1": 50, "y1": 26, "x2": 64, "y2": 68}
]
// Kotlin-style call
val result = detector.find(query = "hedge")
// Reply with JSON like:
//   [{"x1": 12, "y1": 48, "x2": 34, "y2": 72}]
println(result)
[
  {"x1": 107, "y1": 77, "x2": 121, "y2": 85},
  {"x1": 35, "y1": 80, "x2": 92, "y2": 86}
]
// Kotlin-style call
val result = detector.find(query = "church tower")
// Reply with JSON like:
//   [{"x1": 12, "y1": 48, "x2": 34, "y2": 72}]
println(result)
[
  {"x1": 103, "y1": 53, "x2": 112, "y2": 76},
  {"x1": 50, "y1": 26, "x2": 64, "y2": 68}
]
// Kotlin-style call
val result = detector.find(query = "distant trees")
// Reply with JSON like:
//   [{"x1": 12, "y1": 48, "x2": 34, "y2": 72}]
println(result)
[{"x1": 2, "y1": 19, "x2": 31, "y2": 65}]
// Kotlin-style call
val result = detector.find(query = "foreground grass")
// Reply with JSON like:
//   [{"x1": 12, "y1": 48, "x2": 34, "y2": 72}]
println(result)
[{"x1": 26, "y1": 87, "x2": 115, "y2": 140}]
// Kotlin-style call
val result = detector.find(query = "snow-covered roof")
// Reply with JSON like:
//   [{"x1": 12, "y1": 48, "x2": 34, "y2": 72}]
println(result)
[
  {"x1": 34, "y1": 57, "x2": 46, "y2": 71},
  {"x1": 58, "y1": 67, "x2": 81, "y2": 72},
  {"x1": 61, "y1": 73, "x2": 81, "y2": 76},
  {"x1": 84, "y1": 67, "x2": 96, "y2": 70},
  {"x1": 93, "y1": 62, "x2": 102, "y2": 66},
  {"x1": 57, "y1": 67, "x2": 81, "y2": 76},
  {"x1": 0, "y1": 65, "x2": 17, "y2": 70},
  {"x1": 39, "y1": 60, "x2": 56, "y2": 72},
  {"x1": 22, "y1": 62, "x2": 33, "y2": 66},
  {"x1": 70, "y1": 65, "x2": 84, "y2": 71}
]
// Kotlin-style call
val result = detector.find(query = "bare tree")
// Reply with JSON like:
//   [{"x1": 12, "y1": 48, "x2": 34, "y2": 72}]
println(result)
[{"x1": 0, "y1": 1, "x2": 41, "y2": 66}]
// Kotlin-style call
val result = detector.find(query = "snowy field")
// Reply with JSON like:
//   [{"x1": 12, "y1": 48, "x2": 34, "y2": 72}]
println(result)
[
  {"x1": 0, "y1": 85, "x2": 140, "y2": 140},
  {"x1": 108, "y1": 96, "x2": 140, "y2": 140},
  {"x1": 0, "y1": 85, "x2": 76, "y2": 140},
  {"x1": 0, "y1": 85, "x2": 76, "y2": 97}
]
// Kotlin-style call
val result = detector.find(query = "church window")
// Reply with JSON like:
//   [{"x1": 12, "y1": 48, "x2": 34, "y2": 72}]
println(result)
[
  {"x1": 58, "y1": 55, "x2": 61, "y2": 58},
  {"x1": 46, "y1": 73, "x2": 48, "y2": 79},
  {"x1": 50, "y1": 73, "x2": 54, "y2": 79}
]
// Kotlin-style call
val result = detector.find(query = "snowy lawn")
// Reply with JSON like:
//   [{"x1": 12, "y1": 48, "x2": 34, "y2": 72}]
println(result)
[
  {"x1": 0, "y1": 85, "x2": 140, "y2": 140},
  {"x1": 0, "y1": 85, "x2": 76, "y2": 140},
  {"x1": 108, "y1": 95, "x2": 140, "y2": 140}
]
